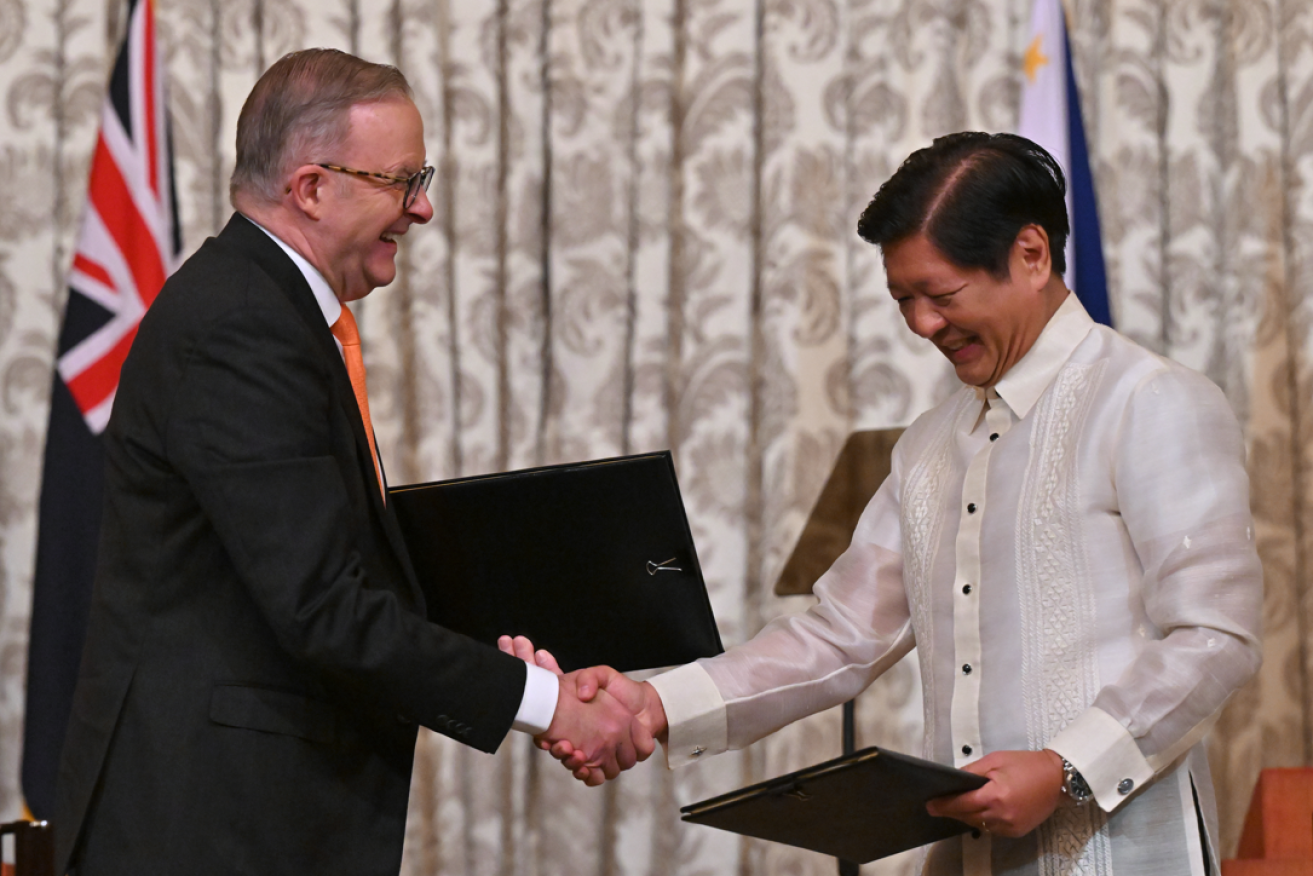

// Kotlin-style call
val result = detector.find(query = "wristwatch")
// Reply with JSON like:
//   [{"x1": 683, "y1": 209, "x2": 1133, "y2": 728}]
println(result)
[{"x1": 1060, "y1": 757, "x2": 1093, "y2": 806}]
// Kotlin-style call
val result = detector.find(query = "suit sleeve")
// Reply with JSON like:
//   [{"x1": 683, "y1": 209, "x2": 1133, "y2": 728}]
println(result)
[{"x1": 165, "y1": 298, "x2": 527, "y2": 753}]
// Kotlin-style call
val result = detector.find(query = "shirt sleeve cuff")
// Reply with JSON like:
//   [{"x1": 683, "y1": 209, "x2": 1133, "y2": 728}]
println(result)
[
  {"x1": 648, "y1": 662, "x2": 728, "y2": 769},
  {"x1": 511, "y1": 664, "x2": 559, "y2": 736},
  {"x1": 1047, "y1": 706, "x2": 1155, "y2": 813}
]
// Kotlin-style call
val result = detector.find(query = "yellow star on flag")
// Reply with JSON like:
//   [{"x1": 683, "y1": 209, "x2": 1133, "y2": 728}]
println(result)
[{"x1": 1024, "y1": 34, "x2": 1049, "y2": 83}]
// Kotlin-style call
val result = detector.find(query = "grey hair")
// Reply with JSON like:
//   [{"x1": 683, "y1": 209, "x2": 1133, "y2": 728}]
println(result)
[{"x1": 229, "y1": 48, "x2": 412, "y2": 205}]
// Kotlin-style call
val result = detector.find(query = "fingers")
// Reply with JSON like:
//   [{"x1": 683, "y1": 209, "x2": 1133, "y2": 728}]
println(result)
[
  {"x1": 497, "y1": 635, "x2": 565, "y2": 677},
  {"x1": 615, "y1": 735, "x2": 638, "y2": 772},
  {"x1": 573, "y1": 666, "x2": 611, "y2": 702},
  {"x1": 631, "y1": 714, "x2": 656, "y2": 762},
  {"x1": 926, "y1": 750, "x2": 1063, "y2": 838},
  {"x1": 534, "y1": 649, "x2": 563, "y2": 675},
  {"x1": 498, "y1": 635, "x2": 536, "y2": 664}
]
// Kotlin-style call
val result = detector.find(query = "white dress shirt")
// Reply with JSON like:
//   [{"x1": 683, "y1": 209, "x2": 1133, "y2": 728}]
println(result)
[
  {"x1": 248, "y1": 216, "x2": 559, "y2": 736},
  {"x1": 651, "y1": 294, "x2": 1262, "y2": 875}
]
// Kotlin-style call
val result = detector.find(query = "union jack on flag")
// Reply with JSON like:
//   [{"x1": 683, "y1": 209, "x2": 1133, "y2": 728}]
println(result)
[
  {"x1": 23, "y1": 0, "x2": 180, "y2": 820},
  {"x1": 58, "y1": 0, "x2": 180, "y2": 432}
]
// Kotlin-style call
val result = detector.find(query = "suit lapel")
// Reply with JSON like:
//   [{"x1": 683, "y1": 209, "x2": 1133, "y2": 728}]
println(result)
[{"x1": 214, "y1": 214, "x2": 425, "y2": 608}]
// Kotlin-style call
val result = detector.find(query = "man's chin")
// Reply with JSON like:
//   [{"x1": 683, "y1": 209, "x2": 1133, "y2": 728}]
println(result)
[
  {"x1": 364, "y1": 267, "x2": 398, "y2": 292},
  {"x1": 953, "y1": 363, "x2": 993, "y2": 388}
]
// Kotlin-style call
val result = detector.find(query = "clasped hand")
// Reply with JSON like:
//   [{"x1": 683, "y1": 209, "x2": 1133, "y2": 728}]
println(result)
[
  {"x1": 924, "y1": 749, "x2": 1066, "y2": 838},
  {"x1": 498, "y1": 636, "x2": 667, "y2": 786}
]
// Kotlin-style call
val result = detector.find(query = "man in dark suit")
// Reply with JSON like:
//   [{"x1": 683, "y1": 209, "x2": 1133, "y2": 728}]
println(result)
[{"x1": 53, "y1": 48, "x2": 651, "y2": 876}]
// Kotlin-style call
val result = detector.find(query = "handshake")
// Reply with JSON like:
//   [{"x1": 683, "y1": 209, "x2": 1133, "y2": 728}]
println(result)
[{"x1": 498, "y1": 635, "x2": 668, "y2": 786}]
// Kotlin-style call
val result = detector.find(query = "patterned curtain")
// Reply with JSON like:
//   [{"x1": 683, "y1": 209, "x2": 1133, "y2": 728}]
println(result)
[{"x1": 1, "y1": 1, "x2": 1311, "y2": 874}]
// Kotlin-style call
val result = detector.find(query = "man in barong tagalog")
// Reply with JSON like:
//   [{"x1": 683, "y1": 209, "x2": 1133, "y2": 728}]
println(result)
[{"x1": 506, "y1": 132, "x2": 1262, "y2": 875}]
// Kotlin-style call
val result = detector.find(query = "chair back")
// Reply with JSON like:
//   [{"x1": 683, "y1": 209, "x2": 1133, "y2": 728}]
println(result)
[{"x1": 0, "y1": 821, "x2": 55, "y2": 876}]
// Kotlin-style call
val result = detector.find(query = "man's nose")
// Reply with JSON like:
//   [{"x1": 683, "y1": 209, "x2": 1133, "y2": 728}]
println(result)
[
  {"x1": 407, "y1": 185, "x2": 435, "y2": 224},
  {"x1": 904, "y1": 299, "x2": 946, "y2": 338}
]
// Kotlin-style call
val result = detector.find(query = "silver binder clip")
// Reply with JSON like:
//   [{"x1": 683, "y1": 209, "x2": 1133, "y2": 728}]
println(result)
[{"x1": 647, "y1": 557, "x2": 684, "y2": 575}]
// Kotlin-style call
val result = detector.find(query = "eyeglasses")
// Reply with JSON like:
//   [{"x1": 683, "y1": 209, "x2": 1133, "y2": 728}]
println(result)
[{"x1": 317, "y1": 163, "x2": 435, "y2": 209}]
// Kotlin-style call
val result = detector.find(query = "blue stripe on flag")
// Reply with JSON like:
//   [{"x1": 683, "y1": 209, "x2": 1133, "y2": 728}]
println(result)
[{"x1": 1063, "y1": 23, "x2": 1111, "y2": 327}]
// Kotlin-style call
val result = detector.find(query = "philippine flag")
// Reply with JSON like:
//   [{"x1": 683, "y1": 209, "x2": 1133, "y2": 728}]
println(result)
[{"x1": 1018, "y1": 0, "x2": 1112, "y2": 326}]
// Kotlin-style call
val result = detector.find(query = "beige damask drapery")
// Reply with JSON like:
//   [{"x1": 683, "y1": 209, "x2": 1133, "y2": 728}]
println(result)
[{"x1": 1, "y1": 0, "x2": 1311, "y2": 873}]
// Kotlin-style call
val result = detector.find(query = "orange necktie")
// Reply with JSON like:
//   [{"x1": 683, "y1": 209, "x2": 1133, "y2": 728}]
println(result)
[{"x1": 331, "y1": 306, "x2": 385, "y2": 502}]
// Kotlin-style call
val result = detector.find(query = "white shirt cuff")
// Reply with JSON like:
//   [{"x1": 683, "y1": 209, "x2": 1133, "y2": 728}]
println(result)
[
  {"x1": 648, "y1": 662, "x2": 728, "y2": 768},
  {"x1": 511, "y1": 664, "x2": 559, "y2": 735},
  {"x1": 1047, "y1": 706, "x2": 1154, "y2": 813}
]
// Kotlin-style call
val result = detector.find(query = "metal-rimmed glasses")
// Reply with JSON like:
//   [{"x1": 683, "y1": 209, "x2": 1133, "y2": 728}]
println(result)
[{"x1": 317, "y1": 163, "x2": 435, "y2": 209}]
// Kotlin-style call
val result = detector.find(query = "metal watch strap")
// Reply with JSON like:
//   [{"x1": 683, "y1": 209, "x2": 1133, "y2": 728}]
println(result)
[{"x1": 1060, "y1": 757, "x2": 1093, "y2": 806}]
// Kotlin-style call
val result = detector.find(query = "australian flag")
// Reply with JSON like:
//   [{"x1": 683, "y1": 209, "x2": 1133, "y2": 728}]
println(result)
[{"x1": 22, "y1": 0, "x2": 180, "y2": 819}]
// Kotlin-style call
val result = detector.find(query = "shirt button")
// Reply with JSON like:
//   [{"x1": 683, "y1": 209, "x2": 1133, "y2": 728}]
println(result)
[
  {"x1": 989, "y1": 433, "x2": 999, "y2": 442},
  {"x1": 962, "y1": 584, "x2": 972, "y2": 595},
  {"x1": 1118, "y1": 778, "x2": 1134, "y2": 795},
  {"x1": 962, "y1": 664, "x2": 973, "y2": 675},
  {"x1": 961, "y1": 744, "x2": 972, "y2": 755},
  {"x1": 967, "y1": 503, "x2": 977, "y2": 514}
]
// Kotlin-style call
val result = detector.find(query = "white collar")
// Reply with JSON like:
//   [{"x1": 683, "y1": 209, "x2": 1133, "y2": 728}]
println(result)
[{"x1": 973, "y1": 292, "x2": 1095, "y2": 420}]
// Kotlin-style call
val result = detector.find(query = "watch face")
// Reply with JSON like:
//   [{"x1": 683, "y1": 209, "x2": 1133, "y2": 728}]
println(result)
[{"x1": 1061, "y1": 758, "x2": 1092, "y2": 803}]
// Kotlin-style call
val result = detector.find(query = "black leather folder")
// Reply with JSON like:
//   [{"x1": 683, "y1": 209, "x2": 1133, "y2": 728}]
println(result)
[
  {"x1": 680, "y1": 746, "x2": 988, "y2": 863},
  {"x1": 388, "y1": 451, "x2": 723, "y2": 673}
]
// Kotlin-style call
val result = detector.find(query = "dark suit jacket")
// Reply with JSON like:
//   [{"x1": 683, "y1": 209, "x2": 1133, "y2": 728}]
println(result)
[{"x1": 54, "y1": 214, "x2": 528, "y2": 876}]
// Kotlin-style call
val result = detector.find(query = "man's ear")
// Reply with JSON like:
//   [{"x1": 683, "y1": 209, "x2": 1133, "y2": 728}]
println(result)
[
  {"x1": 1013, "y1": 224, "x2": 1053, "y2": 290},
  {"x1": 285, "y1": 165, "x2": 328, "y2": 220}
]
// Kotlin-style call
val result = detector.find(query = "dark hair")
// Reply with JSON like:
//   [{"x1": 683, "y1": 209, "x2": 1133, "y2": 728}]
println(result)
[
  {"x1": 856, "y1": 132, "x2": 1069, "y2": 278},
  {"x1": 230, "y1": 48, "x2": 412, "y2": 204}
]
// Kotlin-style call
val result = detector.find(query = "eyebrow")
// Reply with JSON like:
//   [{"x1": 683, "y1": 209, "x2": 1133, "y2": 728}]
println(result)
[{"x1": 887, "y1": 279, "x2": 966, "y2": 298}]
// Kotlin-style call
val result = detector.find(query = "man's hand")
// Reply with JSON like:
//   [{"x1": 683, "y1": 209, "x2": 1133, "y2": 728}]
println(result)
[
  {"x1": 497, "y1": 635, "x2": 668, "y2": 785},
  {"x1": 925, "y1": 749, "x2": 1065, "y2": 838},
  {"x1": 547, "y1": 666, "x2": 668, "y2": 783},
  {"x1": 538, "y1": 672, "x2": 655, "y2": 786}
]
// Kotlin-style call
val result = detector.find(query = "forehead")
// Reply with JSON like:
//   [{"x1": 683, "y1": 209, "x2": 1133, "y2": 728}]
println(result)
[
  {"x1": 341, "y1": 99, "x2": 425, "y2": 167},
  {"x1": 881, "y1": 234, "x2": 967, "y2": 291}
]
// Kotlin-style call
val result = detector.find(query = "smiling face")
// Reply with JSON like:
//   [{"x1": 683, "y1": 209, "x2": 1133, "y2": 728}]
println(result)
[
  {"x1": 309, "y1": 98, "x2": 433, "y2": 301},
  {"x1": 883, "y1": 229, "x2": 1065, "y2": 388}
]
